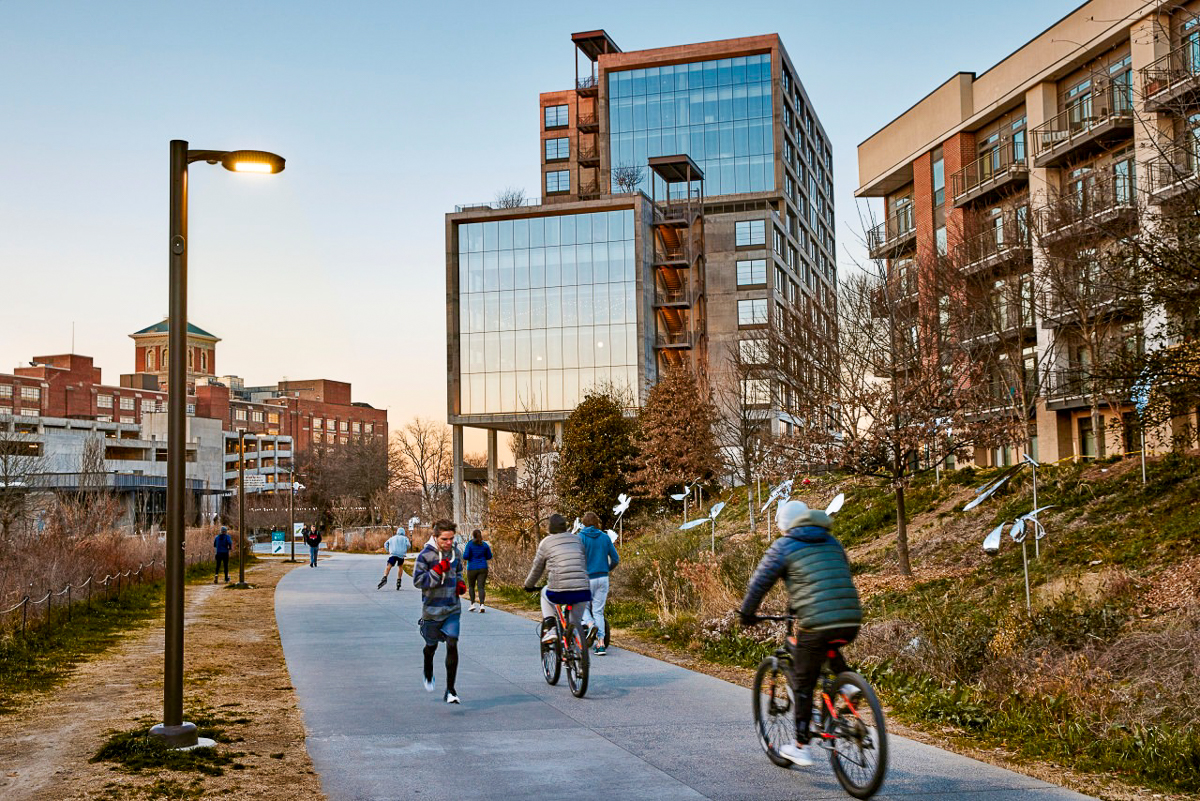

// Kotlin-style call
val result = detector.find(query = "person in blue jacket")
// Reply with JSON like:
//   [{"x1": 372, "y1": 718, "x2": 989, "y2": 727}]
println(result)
[
  {"x1": 462, "y1": 529, "x2": 493, "y2": 612},
  {"x1": 578, "y1": 511, "x2": 619, "y2": 655},
  {"x1": 213, "y1": 526, "x2": 233, "y2": 584}
]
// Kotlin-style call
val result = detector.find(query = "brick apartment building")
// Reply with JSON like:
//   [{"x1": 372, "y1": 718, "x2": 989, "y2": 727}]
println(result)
[
  {"x1": 446, "y1": 29, "x2": 838, "y2": 524},
  {"x1": 856, "y1": 0, "x2": 1200, "y2": 465}
]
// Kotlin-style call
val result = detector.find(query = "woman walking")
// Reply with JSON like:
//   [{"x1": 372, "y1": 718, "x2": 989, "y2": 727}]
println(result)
[{"x1": 462, "y1": 529, "x2": 493, "y2": 612}]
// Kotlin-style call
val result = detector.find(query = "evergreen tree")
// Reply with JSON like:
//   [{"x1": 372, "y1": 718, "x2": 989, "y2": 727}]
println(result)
[
  {"x1": 632, "y1": 367, "x2": 721, "y2": 497},
  {"x1": 555, "y1": 388, "x2": 636, "y2": 524}
]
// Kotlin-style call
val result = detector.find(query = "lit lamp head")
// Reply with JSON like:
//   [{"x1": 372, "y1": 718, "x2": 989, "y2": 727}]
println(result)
[{"x1": 221, "y1": 150, "x2": 286, "y2": 174}]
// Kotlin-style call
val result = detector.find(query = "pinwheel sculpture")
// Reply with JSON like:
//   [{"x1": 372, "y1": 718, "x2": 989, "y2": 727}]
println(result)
[
  {"x1": 607, "y1": 493, "x2": 631, "y2": 543},
  {"x1": 680, "y1": 501, "x2": 727, "y2": 552},
  {"x1": 981, "y1": 504, "x2": 1054, "y2": 614},
  {"x1": 670, "y1": 478, "x2": 702, "y2": 523}
]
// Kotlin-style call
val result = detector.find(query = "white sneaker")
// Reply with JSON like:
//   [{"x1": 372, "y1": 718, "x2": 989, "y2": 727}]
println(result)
[
  {"x1": 541, "y1": 629, "x2": 557, "y2": 644},
  {"x1": 423, "y1": 675, "x2": 435, "y2": 693},
  {"x1": 469, "y1": 603, "x2": 478, "y2": 612},
  {"x1": 444, "y1": 690, "x2": 460, "y2": 704},
  {"x1": 478, "y1": 605, "x2": 486, "y2": 613},
  {"x1": 777, "y1": 742, "x2": 814, "y2": 767}
]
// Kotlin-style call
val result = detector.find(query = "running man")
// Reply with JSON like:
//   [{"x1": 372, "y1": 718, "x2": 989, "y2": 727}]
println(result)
[
  {"x1": 377, "y1": 526, "x2": 411, "y2": 590},
  {"x1": 738, "y1": 499, "x2": 863, "y2": 767},
  {"x1": 462, "y1": 529, "x2": 493, "y2": 612},
  {"x1": 523, "y1": 514, "x2": 591, "y2": 645},
  {"x1": 578, "y1": 511, "x2": 619, "y2": 655},
  {"x1": 412, "y1": 519, "x2": 466, "y2": 704}
]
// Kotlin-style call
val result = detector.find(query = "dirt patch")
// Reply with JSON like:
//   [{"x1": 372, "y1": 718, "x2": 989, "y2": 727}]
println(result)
[{"x1": 0, "y1": 560, "x2": 324, "y2": 801}]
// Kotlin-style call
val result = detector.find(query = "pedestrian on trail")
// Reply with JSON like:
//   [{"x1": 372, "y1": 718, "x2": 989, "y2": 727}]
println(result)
[
  {"x1": 462, "y1": 529, "x2": 493, "y2": 612},
  {"x1": 412, "y1": 518, "x2": 466, "y2": 704},
  {"x1": 524, "y1": 514, "x2": 591, "y2": 645},
  {"x1": 213, "y1": 526, "x2": 233, "y2": 584},
  {"x1": 304, "y1": 526, "x2": 323, "y2": 567},
  {"x1": 378, "y1": 527, "x2": 411, "y2": 590},
  {"x1": 578, "y1": 511, "x2": 619, "y2": 655}
]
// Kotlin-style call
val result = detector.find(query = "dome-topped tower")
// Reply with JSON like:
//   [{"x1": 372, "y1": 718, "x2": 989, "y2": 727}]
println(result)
[{"x1": 130, "y1": 319, "x2": 220, "y2": 394}]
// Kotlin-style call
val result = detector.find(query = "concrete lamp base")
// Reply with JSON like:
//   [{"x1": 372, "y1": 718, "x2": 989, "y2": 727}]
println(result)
[{"x1": 149, "y1": 721, "x2": 199, "y2": 749}]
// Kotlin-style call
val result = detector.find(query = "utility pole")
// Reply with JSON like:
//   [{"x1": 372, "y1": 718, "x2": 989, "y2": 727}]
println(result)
[{"x1": 234, "y1": 428, "x2": 250, "y2": 588}]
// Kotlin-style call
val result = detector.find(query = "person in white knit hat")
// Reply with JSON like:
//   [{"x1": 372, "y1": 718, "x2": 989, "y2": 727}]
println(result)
[{"x1": 739, "y1": 498, "x2": 862, "y2": 768}]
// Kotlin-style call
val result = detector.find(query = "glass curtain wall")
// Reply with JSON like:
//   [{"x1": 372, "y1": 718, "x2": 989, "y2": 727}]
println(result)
[
  {"x1": 609, "y1": 54, "x2": 774, "y2": 198},
  {"x1": 459, "y1": 209, "x2": 638, "y2": 415}
]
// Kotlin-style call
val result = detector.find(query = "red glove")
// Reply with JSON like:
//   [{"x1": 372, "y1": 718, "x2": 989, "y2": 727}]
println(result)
[
  {"x1": 456, "y1": 580, "x2": 467, "y2": 597},
  {"x1": 431, "y1": 559, "x2": 451, "y2": 576}
]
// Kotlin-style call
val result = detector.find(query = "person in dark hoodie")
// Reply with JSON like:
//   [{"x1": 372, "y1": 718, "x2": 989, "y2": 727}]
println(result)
[
  {"x1": 461, "y1": 529, "x2": 493, "y2": 612},
  {"x1": 213, "y1": 526, "x2": 233, "y2": 584},
  {"x1": 577, "y1": 511, "x2": 619, "y2": 655},
  {"x1": 739, "y1": 499, "x2": 862, "y2": 769}
]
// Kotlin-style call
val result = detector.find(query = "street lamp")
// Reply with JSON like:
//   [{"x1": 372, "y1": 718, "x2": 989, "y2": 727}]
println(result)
[
  {"x1": 150, "y1": 140, "x2": 284, "y2": 749},
  {"x1": 234, "y1": 428, "x2": 255, "y2": 589}
]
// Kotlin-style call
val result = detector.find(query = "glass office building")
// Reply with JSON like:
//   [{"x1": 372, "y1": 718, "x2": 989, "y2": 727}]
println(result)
[
  {"x1": 457, "y1": 209, "x2": 638, "y2": 414},
  {"x1": 608, "y1": 54, "x2": 774, "y2": 198}
]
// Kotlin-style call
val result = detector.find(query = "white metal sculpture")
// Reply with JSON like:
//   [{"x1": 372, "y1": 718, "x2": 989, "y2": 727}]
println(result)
[{"x1": 680, "y1": 500, "x2": 727, "y2": 551}]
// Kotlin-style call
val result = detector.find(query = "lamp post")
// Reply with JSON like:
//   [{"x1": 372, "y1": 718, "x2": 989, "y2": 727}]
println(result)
[
  {"x1": 150, "y1": 140, "x2": 284, "y2": 749},
  {"x1": 234, "y1": 428, "x2": 254, "y2": 588}
]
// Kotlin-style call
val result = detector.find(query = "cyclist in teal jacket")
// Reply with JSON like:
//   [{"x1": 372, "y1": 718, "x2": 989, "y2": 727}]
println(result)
[{"x1": 739, "y1": 499, "x2": 863, "y2": 767}]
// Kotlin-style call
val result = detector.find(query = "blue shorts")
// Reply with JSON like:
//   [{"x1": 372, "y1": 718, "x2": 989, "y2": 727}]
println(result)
[
  {"x1": 419, "y1": 613, "x2": 461, "y2": 645},
  {"x1": 387, "y1": 556, "x2": 406, "y2": 567}
]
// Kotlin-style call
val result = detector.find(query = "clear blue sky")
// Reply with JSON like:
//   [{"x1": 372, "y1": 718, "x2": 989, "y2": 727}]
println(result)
[{"x1": 0, "y1": 0, "x2": 1078, "y2": 461}]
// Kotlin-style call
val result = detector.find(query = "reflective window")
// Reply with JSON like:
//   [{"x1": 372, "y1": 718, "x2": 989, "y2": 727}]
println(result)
[
  {"x1": 738, "y1": 298, "x2": 768, "y2": 326},
  {"x1": 735, "y1": 219, "x2": 765, "y2": 247},
  {"x1": 544, "y1": 105, "x2": 569, "y2": 129},
  {"x1": 608, "y1": 54, "x2": 774, "y2": 197},
  {"x1": 736, "y1": 259, "x2": 767, "y2": 286},
  {"x1": 545, "y1": 137, "x2": 569, "y2": 161},
  {"x1": 458, "y1": 210, "x2": 638, "y2": 415},
  {"x1": 546, "y1": 170, "x2": 570, "y2": 194}
]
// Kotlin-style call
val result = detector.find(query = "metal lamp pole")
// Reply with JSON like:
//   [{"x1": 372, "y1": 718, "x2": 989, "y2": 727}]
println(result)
[
  {"x1": 235, "y1": 429, "x2": 253, "y2": 588},
  {"x1": 150, "y1": 140, "x2": 284, "y2": 750}
]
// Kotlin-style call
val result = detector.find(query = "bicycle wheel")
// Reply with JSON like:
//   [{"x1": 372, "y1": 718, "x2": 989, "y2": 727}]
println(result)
[
  {"x1": 752, "y1": 656, "x2": 796, "y2": 768},
  {"x1": 823, "y1": 671, "x2": 888, "y2": 799},
  {"x1": 565, "y1": 624, "x2": 590, "y2": 698},
  {"x1": 540, "y1": 621, "x2": 561, "y2": 686}
]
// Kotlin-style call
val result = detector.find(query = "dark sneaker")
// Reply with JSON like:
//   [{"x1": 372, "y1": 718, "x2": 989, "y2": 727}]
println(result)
[
  {"x1": 213, "y1": 576, "x2": 218, "y2": 584},
  {"x1": 396, "y1": 579, "x2": 402, "y2": 590},
  {"x1": 593, "y1": 646, "x2": 607, "y2": 656},
  {"x1": 376, "y1": 577, "x2": 386, "y2": 590}
]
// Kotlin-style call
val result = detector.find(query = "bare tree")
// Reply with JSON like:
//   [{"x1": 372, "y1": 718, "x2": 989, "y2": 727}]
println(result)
[
  {"x1": 488, "y1": 432, "x2": 557, "y2": 549},
  {"x1": 494, "y1": 186, "x2": 526, "y2": 208},
  {"x1": 391, "y1": 418, "x2": 453, "y2": 521},
  {"x1": 611, "y1": 164, "x2": 645, "y2": 194},
  {"x1": 713, "y1": 337, "x2": 772, "y2": 492},
  {"x1": 0, "y1": 426, "x2": 46, "y2": 541}
]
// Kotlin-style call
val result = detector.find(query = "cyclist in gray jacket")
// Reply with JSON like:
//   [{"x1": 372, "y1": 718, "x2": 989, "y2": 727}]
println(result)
[
  {"x1": 739, "y1": 499, "x2": 863, "y2": 768},
  {"x1": 524, "y1": 514, "x2": 591, "y2": 643}
]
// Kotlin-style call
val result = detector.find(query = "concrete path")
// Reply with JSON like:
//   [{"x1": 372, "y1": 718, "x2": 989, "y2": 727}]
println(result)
[{"x1": 276, "y1": 553, "x2": 1097, "y2": 801}]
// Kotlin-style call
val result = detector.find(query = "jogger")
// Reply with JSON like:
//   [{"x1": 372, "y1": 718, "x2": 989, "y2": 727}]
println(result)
[
  {"x1": 412, "y1": 519, "x2": 466, "y2": 704},
  {"x1": 462, "y1": 529, "x2": 493, "y2": 611}
]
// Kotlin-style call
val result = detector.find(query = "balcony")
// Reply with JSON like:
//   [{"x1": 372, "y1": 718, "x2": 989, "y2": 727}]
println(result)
[
  {"x1": 951, "y1": 142, "x2": 1029, "y2": 207},
  {"x1": 1037, "y1": 176, "x2": 1137, "y2": 243},
  {"x1": 867, "y1": 206, "x2": 916, "y2": 260},
  {"x1": 578, "y1": 143, "x2": 600, "y2": 166},
  {"x1": 1040, "y1": 279, "x2": 1138, "y2": 327},
  {"x1": 1146, "y1": 140, "x2": 1200, "y2": 203},
  {"x1": 655, "y1": 331, "x2": 694, "y2": 348},
  {"x1": 1142, "y1": 41, "x2": 1200, "y2": 111},
  {"x1": 654, "y1": 280, "x2": 696, "y2": 307},
  {"x1": 1031, "y1": 85, "x2": 1134, "y2": 168},
  {"x1": 1042, "y1": 368, "x2": 1101, "y2": 409},
  {"x1": 576, "y1": 74, "x2": 599, "y2": 96},
  {"x1": 578, "y1": 181, "x2": 601, "y2": 199},
  {"x1": 954, "y1": 222, "x2": 1032, "y2": 275},
  {"x1": 653, "y1": 243, "x2": 690, "y2": 265},
  {"x1": 577, "y1": 111, "x2": 599, "y2": 132}
]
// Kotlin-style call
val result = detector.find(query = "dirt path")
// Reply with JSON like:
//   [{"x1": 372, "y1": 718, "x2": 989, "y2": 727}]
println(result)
[{"x1": 0, "y1": 559, "x2": 324, "y2": 801}]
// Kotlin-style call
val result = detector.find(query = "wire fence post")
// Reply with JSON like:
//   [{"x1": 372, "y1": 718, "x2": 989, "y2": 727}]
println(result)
[
  {"x1": 46, "y1": 586, "x2": 51, "y2": 622},
  {"x1": 67, "y1": 585, "x2": 72, "y2": 623},
  {"x1": 21, "y1": 596, "x2": 28, "y2": 635}
]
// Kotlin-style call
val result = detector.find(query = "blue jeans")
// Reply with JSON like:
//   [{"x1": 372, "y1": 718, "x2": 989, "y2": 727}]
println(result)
[{"x1": 309, "y1": 545, "x2": 319, "y2": 566}]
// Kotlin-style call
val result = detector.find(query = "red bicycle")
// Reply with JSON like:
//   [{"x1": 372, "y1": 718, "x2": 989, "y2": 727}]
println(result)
[{"x1": 539, "y1": 596, "x2": 589, "y2": 698}]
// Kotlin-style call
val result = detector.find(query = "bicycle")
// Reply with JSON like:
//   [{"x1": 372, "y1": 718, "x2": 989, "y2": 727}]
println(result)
[
  {"x1": 750, "y1": 614, "x2": 888, "y2": 799},
  {"x1": 536, "y1": 591, "x2": 589, "y2": 698}
]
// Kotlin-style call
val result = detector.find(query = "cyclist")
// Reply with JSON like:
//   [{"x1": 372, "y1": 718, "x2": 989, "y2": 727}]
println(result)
[
  {"x1": 523, "y1": 513, "x2": 591, "y2": 644},
  {"x1": 739, "y1": 499, "x2": 862, "y2": 767}
]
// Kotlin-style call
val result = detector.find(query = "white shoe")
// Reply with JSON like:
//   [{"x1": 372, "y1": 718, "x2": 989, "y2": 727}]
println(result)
[
  {"x1": 839, "y1": 684, "x2": 862, "y2": 700},
  {"x1": 423, "y1": 675, "x2": 435, "y2": 692},
  {"x1": 777, "y1": 742, "x2": 814, "y2": 767},
  {"x1": 541, "y1": 629, "x2": 557, "y2": 644},
  {"x1": 444, "y1": 690, "x2": 460, "y2": 704},
  {"x1": 469, "y1": 603, "x2": 478, "y2": 612},
  {"x1": 478, "y1": 605, "x2": 486, "y2": 613}
]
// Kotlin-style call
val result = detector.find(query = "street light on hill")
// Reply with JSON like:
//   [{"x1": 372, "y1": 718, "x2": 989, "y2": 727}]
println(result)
[{"x1": 151, "y1": 140, "x2": 285, "y2": 750}]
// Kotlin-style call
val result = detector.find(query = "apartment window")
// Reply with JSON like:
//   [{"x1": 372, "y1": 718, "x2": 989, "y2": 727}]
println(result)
[
  {"x1": 146, "y1": 349, "x2": 156, "y2": 371},
  {"x1": 364, "y1": 423, "x2": 374, "y2": 434},
  {"x1": 545, "y1": 170, "x2": 570, "y2": 194},
  {"x1": 327, "y1": 419, "x2": 336, "y2": 431},
  {"x1": 775, "y1": 266, "x2": 787, "y2": 294},
  {"x1": 326, "y1": 432, "x2": 335, "y2": 444},
  {"x1": 931, "y1": 148, "x2": 945, "y2": 208},
  {"x1": 1113, "y1": 150, "x2": 1136, "y2": 205},
  {"x1": 352, "y1": 421, "x2": 361, "y2": 433},
  {"x1": 544, "y1": 104, "x2": 568, "y2": 129},
  {"x1": 313, "y1": 417, "x2": 323, "y2": 430},
  {"x1": 119, "y1": 416, "x2": 134, "y2": 424},
  {"x1": 773, "y1": 227, "x2": 784, "y2": 255},
  {"x1": 235, "y1": 408, "x2": 247, "y2": 421},
  {"x1": 1110, "y1": 56, "x2": 1133, "y2": 113},
  {"x1": 935, "y1": 225, "x2": 947, "y2": 256},
  {"x1": 119, "y1": 396, "x2": 134, "y2": 411},
  {"x1": 735, "y1": 220, "x2": 765, "y2": 247},
  {"x1": 736, "y1": 259, "x2": 767, "y2": 287},
  {"x1": 140, "y1": 399, "x2": 155, "y2": 413},
  {"x1": 743, "y1": 378, "x2": 771, "y2": 406},
  {"x1": 251, "y1": 410, "x2": 264, "y2": 423},
  {"x1": 544, "y1": 137, "x2": 569, "y2": 161},
  {"x1": 738, "y1": 298, "x2": 768, "y2": 326},
  {"x1": 738, "y1": 338, "x2": 767, "y2": 364},
  {"x1": 200, "y1": 350, "x2": 208, "y2": 372},
  {"x1": 0, "y1": 385, "x2": 10, "y2": 399},
  {"x1": 268, "y1": 412, "x2": 279, "y2": 424},
  {"x1": 21, "y1": 386, "x2": 40, "y2": 402},
  {"x1": 96, "y1": 414, "x2": 111, "y2": 422},
  {"x1": 338, "y1": 421, "x2": 348, "y2": 432}
]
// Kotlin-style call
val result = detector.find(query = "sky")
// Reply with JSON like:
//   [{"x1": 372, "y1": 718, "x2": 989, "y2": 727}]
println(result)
[{"x1": 0, "y1": 0, "x2": 1080, "y2": 463}]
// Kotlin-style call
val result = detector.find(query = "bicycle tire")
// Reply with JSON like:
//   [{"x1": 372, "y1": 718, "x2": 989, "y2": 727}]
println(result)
[
  {"x1": 752, "y1": 656, "x2": 796, "y2": 768},
  {"x1": 823, "y1": 671, "x2": 888, "y2": 799},
  {"x1": 565, "y1": 624, "x2": 590, "y2": 697},
  {"x1": 540, "y1": 622, "x2": 561, "y2": 686}
]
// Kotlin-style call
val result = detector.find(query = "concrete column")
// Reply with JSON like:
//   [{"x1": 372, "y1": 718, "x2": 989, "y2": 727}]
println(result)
[
  {"x1": 486, "y1": 428, "x2": 498, "y2": 503},
  {"x1": 452, "y1": 425, "x2": 464, "y2": 529}
]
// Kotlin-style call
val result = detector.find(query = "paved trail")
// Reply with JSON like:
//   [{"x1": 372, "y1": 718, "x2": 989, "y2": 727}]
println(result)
[{"x1": 276, "y1": 554, "x2": 1097, "y2": 801}]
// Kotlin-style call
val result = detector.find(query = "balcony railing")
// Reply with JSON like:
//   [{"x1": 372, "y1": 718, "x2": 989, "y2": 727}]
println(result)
[
  {"x1": 1146, "y1": 139, "x2": 1200, "y2": 200},
  {"x1": 577, "y1": 144, "x2": 599, "y2": 162},
  {"x1": 951, "y1": 141, "x2": 1029, "y2": 206},
  {"x1": 1030, "y1": 84, "x2": 1134, "y2": 167},
  {"x1": 1141, "y1": 39, "x2": 1200, "y2": 107},
  {"x1": 1042, "y1": 367, "x2": 1097, "y2": 400},
  {"x1": 577, "y1": 74, "x2": 599, "y2": 91},
  {"x1": 578, "y1": 181, "x2": 601, "y2": 198},
  {"x1": 454, "y1": 196, "x2": 544, "y2": 213},
  {"x1": 1037, "y1": 174, "x2": 1137, "y2": 239},
  {"x1": 867, "y1": 206, "x2": 916, "y2": 259},
  {"x1": 655, "y1": 283, "x2": 694, "y2": 306},
  {"x1": 577, "y1": 111, "x2": 599, "y2": 129},
  {"x1": 954, "y1": 220, "x2": 1032, "y2": 272},
  {"x1": 654, "y1": 243, "x2": 688, "y2": 263},
  {"x1": 655, "y1": 331, "x2": 694, "y2": 348}
]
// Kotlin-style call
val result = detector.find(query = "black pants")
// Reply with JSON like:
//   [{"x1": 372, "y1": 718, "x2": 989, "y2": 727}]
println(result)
[
  {"x1": 790, "y1": 625, "x2": 859, "y2": 743},
  {"x1": 466, "y1": 569, "x2": 488, "y2": 604},
  {"x1": 214, "y1": 553, "x2": 230, "y2": 579}
]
